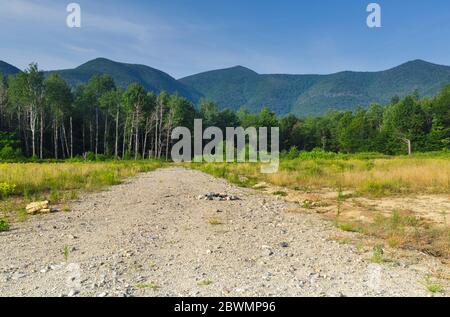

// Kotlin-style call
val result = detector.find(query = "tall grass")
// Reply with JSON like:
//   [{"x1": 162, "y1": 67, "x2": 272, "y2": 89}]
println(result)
[
  {"x1": 0, "y1": 161, "x2": 163, "y2": 198},
  {"x1": 191, "y1": 156, "x2": 450, "y2": 196},
  {"x1": 0, "y1": 161, "x2": 164, "y2": 223}
]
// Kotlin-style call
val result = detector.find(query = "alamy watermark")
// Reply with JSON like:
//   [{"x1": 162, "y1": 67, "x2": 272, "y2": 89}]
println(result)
[
  {"x1": 65, "y1": 3, "x2": 381, "y2": 29},
  {"x1": 66, "y1": 3, "x2": 81, "y2": 28},
  {"x1": 367, "y1": 3, "x2": 381, "y2": 28},
  {"x1": 171, "y1": 119, "x2": 280, "y2": 173}
]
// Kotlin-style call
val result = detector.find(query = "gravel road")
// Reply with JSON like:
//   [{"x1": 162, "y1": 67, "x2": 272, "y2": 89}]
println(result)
[{"x1": 0, "y1": 167, "x2": 447, "y2": 297}]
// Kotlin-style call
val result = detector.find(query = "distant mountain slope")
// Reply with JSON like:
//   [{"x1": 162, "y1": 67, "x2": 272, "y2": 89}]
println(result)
[
  {"x1": 3, "y1": 57, "x2": 450, "y2": 116},
  {"x1": 47, "y1": 58, "x2": 201, "y2": 101},
  {"x1": 0, "y1": 61, "x2": 21, "y2": 77},
  {"x1": 180, "y1": 60, "x2": 450, "y2": 116}
]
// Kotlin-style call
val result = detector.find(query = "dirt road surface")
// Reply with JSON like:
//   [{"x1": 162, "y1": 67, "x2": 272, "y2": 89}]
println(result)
[{"x1": 0, "y1": 167, "x2": 448, "y2": 297}]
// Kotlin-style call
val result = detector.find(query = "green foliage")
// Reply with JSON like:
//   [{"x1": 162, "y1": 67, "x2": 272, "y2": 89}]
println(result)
[
  {"x1": 85, "y1": 152, "x2": 96, "y2": 161},
  {"x1": 136, "y1": 282, "x2": 160, "y2": 290},
  {"x1": 371, "y1": 245, "x2": 385, "y2": 263},
  {"x1": 0, "y1": 183, "x2": 16, "y2": 199},
  {"x1": 360, "y1": 180, "x2": 407, "y2": 197},
  {"x1": 283, "y1": 146, "x2": 301, "y2": 160},
  {"x1": 63, "y1": 245, "x2": 70, "y2": 261},
  {"x1": 0, "y1": 218, "x2": 10, "y2": 232},
  {"x1": 0, "y1": 132, "x2": 22, "y2": 160},
  {"x1": 425, "y1": 282, "x2": 443, "y2": 294},
  {"x1": 336, "y1": 222, "x2": 360, "y2": 233},
  {"x1": 0, "y1": 145, "x2": 22, "y2": 160}
]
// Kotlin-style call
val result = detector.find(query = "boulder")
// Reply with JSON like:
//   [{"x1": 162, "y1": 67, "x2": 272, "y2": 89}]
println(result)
[{"x1": 26, "y1": 201, "x2": 50, "y2": 215}]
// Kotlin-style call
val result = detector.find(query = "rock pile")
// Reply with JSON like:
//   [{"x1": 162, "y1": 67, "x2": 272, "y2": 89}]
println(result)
[
  {"x1": 26, "y1": 201, "x2": 53, "y2": 215},
  {"x1": 197, "y1": 192, "x2": 240, "y2": 201}
]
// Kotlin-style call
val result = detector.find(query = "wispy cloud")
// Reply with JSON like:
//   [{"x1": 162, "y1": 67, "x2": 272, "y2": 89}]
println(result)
[{"x1": 63, "y1": 44, "x2": 97, "y2": 55}]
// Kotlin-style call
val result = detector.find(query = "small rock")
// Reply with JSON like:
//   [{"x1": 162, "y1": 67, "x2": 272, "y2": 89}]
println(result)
[
  {"x1": 262, "y1": 249, "x2": 274, "y2": 257},
  {"x1": 253, "y1": 182, "x2": 268, "y2": 189},
  {"x1": 98, "y1": 292, "x2": 108, "y2": 297},
  {"x1": 68, "y1": 289, "x2": 79, "y2": 297},
  {"x1": 12, "y1": 272, "x2": 28, "y2": 280},
  {"x1": 50, "y1": 264, "x2": 63, "y2": 270},
  {"x1": 280, "y1": 242, "x2": 289, "y2": 248}
]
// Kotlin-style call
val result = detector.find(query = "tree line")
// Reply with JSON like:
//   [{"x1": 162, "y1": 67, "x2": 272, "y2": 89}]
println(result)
[{"x1": 0, "y1": 63, "x2": 449, "y2": 160}]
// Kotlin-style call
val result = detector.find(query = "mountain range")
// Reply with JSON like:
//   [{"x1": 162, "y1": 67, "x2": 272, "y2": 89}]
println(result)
[
  {"x1": 0, "y1": 61, "x2": 21, "y2": 77},
  {"x1": 1, "y1": 57, "x2": 450, "y2": 116}
]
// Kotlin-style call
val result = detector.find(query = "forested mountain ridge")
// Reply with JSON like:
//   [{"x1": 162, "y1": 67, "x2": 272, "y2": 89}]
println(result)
[
  {"x1": 180, "y1": 60, "x2": 450, "y2": 116},
  {"x1": 2, "y1": 58, "x2": 450, "y2": 116},
  {"x1": 0, "y1": 61, "x2": 21, "y2": 77},
  {"x1": 46, "y1": 58, "x2": 202, "y2": 102}
]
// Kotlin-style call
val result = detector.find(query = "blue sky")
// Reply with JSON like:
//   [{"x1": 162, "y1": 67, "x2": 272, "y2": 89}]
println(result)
[{"x1": 1, "y1": 0, "x2": 450, "y2": 78}]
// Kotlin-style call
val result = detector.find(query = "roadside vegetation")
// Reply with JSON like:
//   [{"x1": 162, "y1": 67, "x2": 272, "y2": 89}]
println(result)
[
  {"x1": 335, "y1": 209, "x2": 450, "y2": 259},
  {"x1": 192, "y1": 151, "x2": 450, "y2": 196},
  {"x1": 0, "y1": 160, "x2": 163, "y2": 225}
]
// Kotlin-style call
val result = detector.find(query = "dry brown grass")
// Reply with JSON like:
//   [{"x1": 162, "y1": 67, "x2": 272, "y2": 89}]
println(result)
[
  {"x1": 207, "y1": 217, "x2": 223, "y2": 225},
  {"x1": 192, "y1": 157, "x2": 450, "y2": 196},
  {"x1": 335, "y1": 209, "x2": 450, "y2": 259}
]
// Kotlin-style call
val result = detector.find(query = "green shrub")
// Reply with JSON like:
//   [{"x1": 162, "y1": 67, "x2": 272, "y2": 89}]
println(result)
[
  {"x1": 360, "y1": 180, "x2": 407, "y2": 196},
  {"x1": 95, "y1": 154, "x2": 108, "y2": 161},
  {"x1": 371, "y1": 245, "x2": 385, "y2": 263},
  {"x1": 273, "y1": 191, "x2": 288, "y2": 197},
  {"x1": 0, "y1": 146, "x2": 22, "y2": 160},
  {"x1": 284, "y1": 146, "x2": 301, "y2": 160},
  {"x1": 0, "y1": 183, "x2": 16, "y2": 199},
  {"x1": 85, "y1": 152, "x2": 96, "y2": 161},
  {"x1": 336, "y1": 222, "x2": 361, "y2": 232},
  {"x1": 0, "y1": 218, "x2": 9, "y2": 232}
]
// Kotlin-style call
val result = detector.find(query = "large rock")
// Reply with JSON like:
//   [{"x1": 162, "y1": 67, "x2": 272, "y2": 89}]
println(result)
[{"x1": 26, "y1": 201, "x2": 50, "y2": 215}]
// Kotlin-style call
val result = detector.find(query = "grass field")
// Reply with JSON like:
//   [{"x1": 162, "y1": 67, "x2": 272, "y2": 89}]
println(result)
[
  {"x1": 191, "y1": 153, "x2": 450, "y2": 196},
  {"x1": 0, "y1": 160, "x2": 164, "y2": 224}
]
